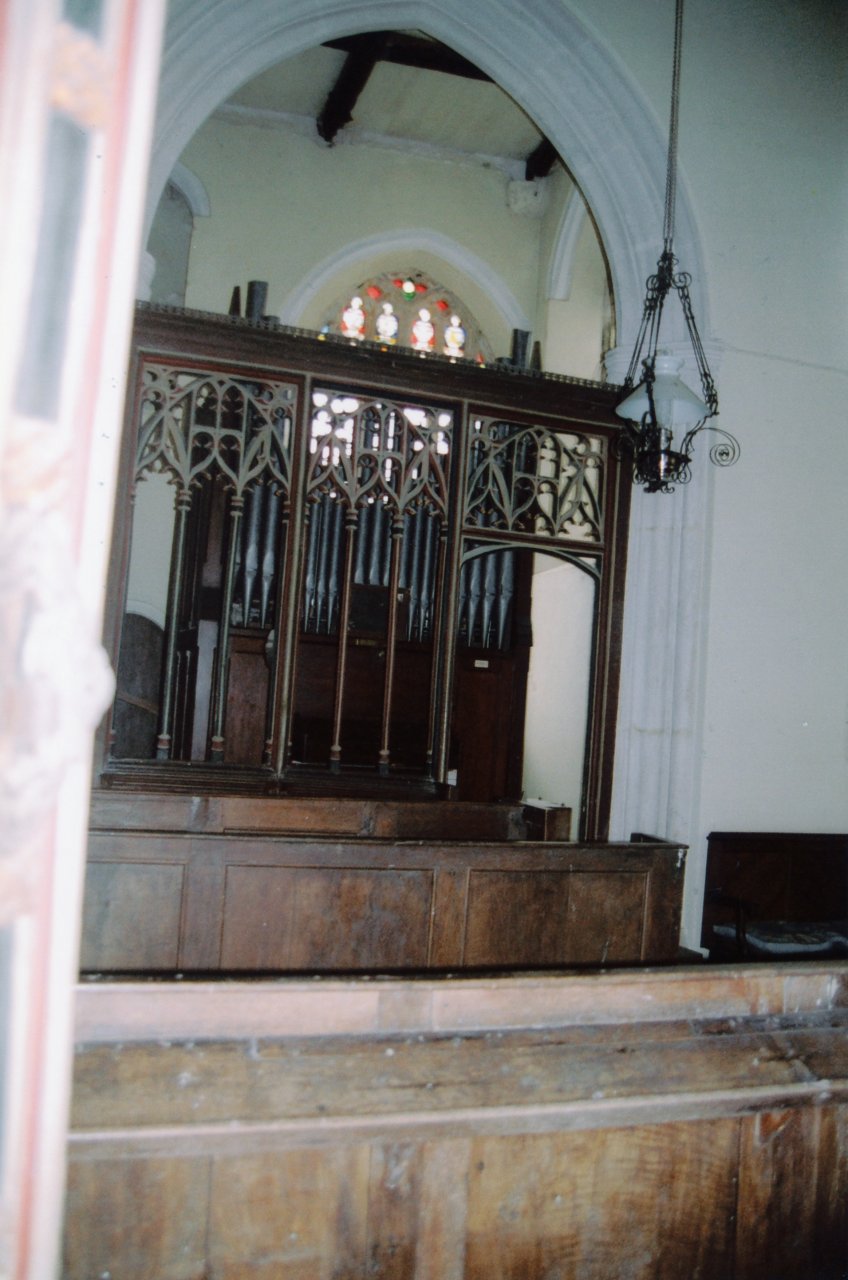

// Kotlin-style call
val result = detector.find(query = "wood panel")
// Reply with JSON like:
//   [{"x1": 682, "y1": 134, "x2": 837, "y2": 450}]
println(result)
[
  {"x1": 450, "y1": 648, "x2": 528, "y2": 803},
  {"x1": 63, "y1": 1157, "x2": 210, "y2": 1280},
  {"x1": 736, "y1": 1106, "x2": 848, "y2": 1279},
  {"x1": 564, "y1": 871, "x2": 646, "y2": 963},
  {"x1": 701, "y1": 831, "x2": 848, "y2": 958},
  {"x1": 88, "y1": 790, "x2": 529, "y2": 841},
  {"x1": 64, "y1": 1112, "x2": 848, "y2": 1280},
  {"x1": 64, "y1": 966, "x2": 848, "y2": 1279},
  {"x1": 463, "y1": 1122, "x2": 739, "y2": 1278},
  {"x1": 208, "y1": 1146, "x2": 371, "y2": 1279},
  {"x1": 81, "y1": 833, "x2": 686, "y2": 972},
  {"x1": 219, "y1": 866, "x2": 434, "y2": 969},
  {"x1": 463, "y1": 870, "x2": 575, "y2": 967},
  {"x1": 72, "y1": 964, "x2": 848, "y2": 1045},
  {"x1": 223, "y1": 631, "x2": 271, "y2": 766},
  {"x1": 79, "y1": 861, "x2": 184, "y2": 970}
]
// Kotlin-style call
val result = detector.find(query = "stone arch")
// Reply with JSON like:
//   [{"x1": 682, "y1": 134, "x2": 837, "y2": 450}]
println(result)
[
  {"x1": 146, "y1": 0, "x2": 716, "y2": 851},
  {"x1": 148, "y1": 0, "x2": 710, "y2": 348}
]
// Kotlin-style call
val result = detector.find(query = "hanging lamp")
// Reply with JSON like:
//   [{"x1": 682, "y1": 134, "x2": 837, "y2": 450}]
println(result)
[{"x1": 615, "y1": 0, "x2": 738, "y2": 492}]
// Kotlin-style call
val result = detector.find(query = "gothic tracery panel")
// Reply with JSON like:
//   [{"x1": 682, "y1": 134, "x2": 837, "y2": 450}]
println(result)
[
  {"x1": 302, "y1": 388, "x2": 452, "y2": 643},
  {"x1": 465, "y1": 417, "x2": 604, "y2": 544},
  {"x1": 106, "y1": 307, "x2": 630, "y2": 829},
  {"x1": 136, "y1": 364, "x2": 295, "y2": 494}
]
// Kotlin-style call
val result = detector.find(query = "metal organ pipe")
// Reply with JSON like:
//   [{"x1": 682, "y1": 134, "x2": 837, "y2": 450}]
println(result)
[{"x1": 260, "y1": 488, "x2": 280, "y2": 628}]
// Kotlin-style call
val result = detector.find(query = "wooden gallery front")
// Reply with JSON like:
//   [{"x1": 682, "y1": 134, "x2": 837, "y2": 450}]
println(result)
[{"x1": 65, "y1": 306, "x2": 848, "y2": 1278}]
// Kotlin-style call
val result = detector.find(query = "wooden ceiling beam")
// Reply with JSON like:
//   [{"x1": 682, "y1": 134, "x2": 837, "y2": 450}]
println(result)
[
  {"x1": 525, "y1": 137, "x2": 560, "y2": 181},
  {"x1": 320, "y1": 30, "x2": 561, "y2": 177},
  {"x1": 324, "y1": 32, "x2": 491, "y2": 83},
  {"x1": 317, "y1": 33, "x2": 386, "y2": 143}
]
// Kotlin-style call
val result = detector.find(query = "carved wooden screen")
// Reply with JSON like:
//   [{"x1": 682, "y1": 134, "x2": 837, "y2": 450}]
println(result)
[
  {"x1": 115, "y1": 362, "x2": 297, "y2": 765},
  {"x1": 292, "y1": 389, "x2": 452, "y2": 775},
  {"x1": 103, "y1": 307, "x2": 630, "y2": 836}
]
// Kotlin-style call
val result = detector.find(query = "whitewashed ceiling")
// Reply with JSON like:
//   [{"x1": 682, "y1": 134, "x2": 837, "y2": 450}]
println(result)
[{"x1": 225, "y1": 36, "x2": 547, "y2": 170}]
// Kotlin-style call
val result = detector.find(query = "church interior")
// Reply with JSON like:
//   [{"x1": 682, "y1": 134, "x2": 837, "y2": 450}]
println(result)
[{"x1": 1, "y1": 0, "x2": 846, "y2": 1275}]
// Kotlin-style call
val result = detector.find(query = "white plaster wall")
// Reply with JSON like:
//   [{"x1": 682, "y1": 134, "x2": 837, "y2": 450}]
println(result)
[
  {"x1": 522, "y1": 556, "x2": 594, "y2": 816},
  {"x1": 566, "y1": 0, "x2": 848, "y2": 940},
  {"x1": 179, "y1": 113, "x2": 544, "y2": 358},
  {"x1": 148, "y1": 183, "x2": 193, "y2": 306},
  {"x1": 543, "y1": 214, "x2": 609, "y2": 380}
]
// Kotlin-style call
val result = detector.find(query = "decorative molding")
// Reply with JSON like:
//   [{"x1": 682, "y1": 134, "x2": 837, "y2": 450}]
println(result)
[
  {"x1": 215, "y1": 101, "x2": 526, "y2": 180},
  {"x1": 169, "y1": 161, "x2": 210, "y2": 218},
  {"x1": 547, "y1": 189, "x2": 587, "y2": 302}
]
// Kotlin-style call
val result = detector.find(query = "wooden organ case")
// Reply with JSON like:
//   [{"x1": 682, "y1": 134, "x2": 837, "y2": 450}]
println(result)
[{"x1": 100, "y1": 305, "x2": 631, "y2": 831}]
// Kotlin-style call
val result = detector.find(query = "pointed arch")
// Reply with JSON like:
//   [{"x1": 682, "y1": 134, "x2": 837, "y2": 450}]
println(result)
[
  {"x1": 278, "y1": 227, "x2": 530, "y2": 337},
  {"x1": 146, "y1": 0, "x2": 718, "y2": 850}
]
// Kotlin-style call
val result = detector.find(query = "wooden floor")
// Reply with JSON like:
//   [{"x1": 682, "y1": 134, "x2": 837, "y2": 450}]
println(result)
[{"x1": 65, "y1": 962, "x2": 848, "y2": 1278}]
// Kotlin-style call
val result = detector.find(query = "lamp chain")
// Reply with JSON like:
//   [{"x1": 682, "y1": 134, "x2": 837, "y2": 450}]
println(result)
[{"x1": 662, "y1": 0, "x2": 685, "y2": 254}]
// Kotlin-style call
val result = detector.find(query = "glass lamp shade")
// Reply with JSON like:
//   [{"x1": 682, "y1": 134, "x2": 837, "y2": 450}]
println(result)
[{"x1": 616, "y1": 352, "x2": 709, "y2": 430}]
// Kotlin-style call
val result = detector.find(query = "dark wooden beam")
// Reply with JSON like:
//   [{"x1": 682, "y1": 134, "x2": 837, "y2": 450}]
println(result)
[
  {"x1": 525, "y1": 137, "x2": 560, "y2": 181},
  {"x1": 323, "y1": 31, "x2": 560, "y2": 180},
  {"x1": 324, "y1": 31, "x2": 491, "y2": 82},
  {"x1": 317, "y1": 33, "x2": 386, "y2": 143}
]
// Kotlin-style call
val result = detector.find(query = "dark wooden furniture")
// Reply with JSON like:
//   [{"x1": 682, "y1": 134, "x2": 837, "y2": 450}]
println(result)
[
  {"x1": 64, "y1": 963, "x2": 848, "y2": 1278},
  {"x1": 701, "y1": 831, "x2": 848, "y2": 960},
  {"x1": 100, "y1": 304, "x2": 633, "y2": 835},
  {"x1": 81, "y1": 793, "x2": 684, "y2": 973}
]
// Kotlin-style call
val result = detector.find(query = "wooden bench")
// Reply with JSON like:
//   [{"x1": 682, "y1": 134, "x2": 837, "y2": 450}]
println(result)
[
  {"x1": 701, "y1": 831, "x2": 848, "y2": 960},
  {"x1": 64, "y1": 963, "x2": 848, "y2": 1278},
  {"x1": 81, "y1": 793, "x2": 683, "y2": 973}
]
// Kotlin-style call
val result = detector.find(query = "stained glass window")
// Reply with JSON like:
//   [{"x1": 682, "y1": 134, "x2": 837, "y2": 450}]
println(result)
[{"x1": 321, "y1": 271, "x2": 493, "y2": 364}]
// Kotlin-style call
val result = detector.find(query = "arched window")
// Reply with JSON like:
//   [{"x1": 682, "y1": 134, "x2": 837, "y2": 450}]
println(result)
[{"x1": 321, "y1": 271, "x2": 494, "y2": 364}]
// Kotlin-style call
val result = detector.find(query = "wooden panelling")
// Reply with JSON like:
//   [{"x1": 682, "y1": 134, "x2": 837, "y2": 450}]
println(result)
[
  {"x1": 223, "y1": 632, "x2": 271, "y2": 766},
  {"x1": 81, "y1": 833, "x2": 686, "y2": 972},
  {"x1": 564, "y1": 871, "x2": 646, "y2": 963},
  {"x1": 79, "y1": 861, "x2": 184, "y2": 970},
  {"x1": 735, "y1": 1105, "x2": 848, "y2": 1280},
  {"x1": 64, "y1": 967, "x2": 848, "y2": 1279},
  {"x1": 219, "y1": 866, "x2": 434, "y2": 969},
  {"x1": 73, "y1": 964, "x2": 848, "y2": 1045},
  {"x1": 463, "y1": 1121, "x2": 739, "y2": 1278},
  {"x1": 463, "y1": 870, "x2": 575, "y2": 967},
  {"x1": 63, "y1": 1156, "x2": 210, "y2": 1280},
  {"x1": 701, "y1": 831, "x2": 848, "y2": 958},
  {"x1": 208, "y1": 1147, "x2": 371, "y2": 1279},
  {"x1": 88, "y1": 790, "x2": 528, "y2": 840}
]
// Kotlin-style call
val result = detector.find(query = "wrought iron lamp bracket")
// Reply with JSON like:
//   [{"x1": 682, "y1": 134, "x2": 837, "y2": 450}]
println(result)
[
  {"x1": 617, "y1": 248, "x2": 738, "y2": 493},
  {"x1": 614, "y1": 0, "x2": 738, "y2": 492}
]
